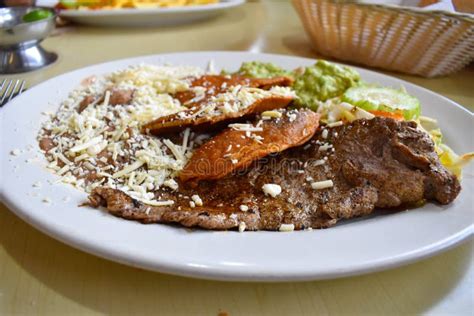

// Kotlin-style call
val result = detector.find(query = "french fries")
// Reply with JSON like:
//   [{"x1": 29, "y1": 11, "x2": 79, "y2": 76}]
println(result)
[{"x1": 59, "y1": 0, "x2": 219, "y2": 10}]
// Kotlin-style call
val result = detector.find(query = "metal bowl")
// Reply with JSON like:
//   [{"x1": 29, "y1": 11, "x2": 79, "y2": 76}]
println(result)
[{"x1": 0, "y1": 7, "x2": 58, "y2": 74}]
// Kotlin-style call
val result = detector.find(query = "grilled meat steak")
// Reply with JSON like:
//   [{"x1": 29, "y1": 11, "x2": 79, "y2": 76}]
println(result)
[{"x1": 87, "y1": 117, "x2": 461, "y2": 231}]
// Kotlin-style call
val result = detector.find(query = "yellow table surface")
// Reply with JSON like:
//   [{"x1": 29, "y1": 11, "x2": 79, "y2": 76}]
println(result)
[{"x1": 1, "y1": 1, "x2": 473, "y2": 315}]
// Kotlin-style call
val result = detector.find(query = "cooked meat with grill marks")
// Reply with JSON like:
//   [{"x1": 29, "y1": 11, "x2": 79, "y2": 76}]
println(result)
[
  {"x1": 180, "y1": 109, "x2": 320, "y2": 183},
  {"x1": 142, "y1": 94, "x2": 294, "y2": 136},
  {"x1": 87, "y1": 117, "x2": 461, "y2": 231},
  {"x1": 174, "y1": 75, "x2": 294, "y2": 106}
]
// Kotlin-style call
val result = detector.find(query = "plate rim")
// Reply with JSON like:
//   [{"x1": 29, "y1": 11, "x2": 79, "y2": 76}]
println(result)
[
  {"x1": 0, "y1": 51, "x2": 473, "y2": 282},
  {"x1": 58, "y1": 0, "x2": 245, "y2": 17}
]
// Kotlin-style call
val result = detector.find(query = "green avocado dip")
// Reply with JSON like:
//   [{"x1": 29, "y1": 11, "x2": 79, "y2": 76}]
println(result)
[
  {"x1": 293, "y1": 60, "x2": 360, "y2": 109},
  {"x1": 235, "y1": 61, "x2": 292, "y2": 79}
]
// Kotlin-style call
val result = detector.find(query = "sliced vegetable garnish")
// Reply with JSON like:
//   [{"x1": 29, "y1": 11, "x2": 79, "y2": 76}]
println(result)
[
  {"x1": 369, "y1": 110, "x2": 404, "y2": 121},
  {"x1": 438, "y1": 145, "x2": 474, "y2": 178},
  {"x1": 342, "y1": 86, "x2": 420, "y2": 120},
  {"x1": 334, "y1": 102, "x2": 374, "y2": 122}
]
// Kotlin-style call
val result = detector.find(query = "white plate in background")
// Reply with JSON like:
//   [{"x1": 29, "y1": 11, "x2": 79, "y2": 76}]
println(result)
[
  {"x1": 0, "y1": 52, "x2": 472, "y2": 281},
  {"x1": 53, "y1": 0, "x2": 244, "y2": 27}
]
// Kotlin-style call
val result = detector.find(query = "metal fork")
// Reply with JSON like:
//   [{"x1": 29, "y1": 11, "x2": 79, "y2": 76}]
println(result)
[{"x1": 0, "y1": 79, "x2": 26, "y2": 107}]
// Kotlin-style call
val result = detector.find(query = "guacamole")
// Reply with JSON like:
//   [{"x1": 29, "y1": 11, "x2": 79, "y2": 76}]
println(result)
[
  {"x1": 293, "y1": 60, "x2": 360, "y2": 109},
  {"x1": 236, "y1": 61, "x2": 292, "y2": 78}
]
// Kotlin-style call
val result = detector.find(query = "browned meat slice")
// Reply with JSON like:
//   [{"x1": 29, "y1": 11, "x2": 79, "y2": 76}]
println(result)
[
  {"x1": 174, "y1": 75, "x2": 294, "y2": 106},
  {"x1": 109, "y1": 89, "x2": 134, "y2": 106},
  {"x1": 180, "y1": 109, "x2": 320, "y2": 183},
  {"x1": 87, "y1": 117, "x2": 461, "y2": 231},
  {"x1": 142, "y1": 94, "x2": 294, "y2": 136},
  {"x1": 78, "y1": 95, "x2": 96, "y2": 113},
  {"x1": 77, "y1": 89, "x2": 133, "y2": 113},
  {"x1": 39, "y1": 137, "x2": 55, "y2": 152},
  {"x1": 88, "y1": 187, "x2": 263, "y2": 229}
]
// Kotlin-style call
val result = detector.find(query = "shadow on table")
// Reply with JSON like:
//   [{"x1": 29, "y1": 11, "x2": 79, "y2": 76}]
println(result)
[{"x1": 1, "y1": 207, "x2": 472, "y2": 315}]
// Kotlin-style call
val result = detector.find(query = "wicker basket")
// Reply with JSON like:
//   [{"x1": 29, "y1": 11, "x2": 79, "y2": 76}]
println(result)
[{"x1": 292, "y1": 0, "x2": 474, "y2": 77}]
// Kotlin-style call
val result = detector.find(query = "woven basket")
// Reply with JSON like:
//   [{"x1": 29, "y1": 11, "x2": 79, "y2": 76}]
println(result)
[{"x1": 292, "y1": 0, "x2": 474, "y2": 77}]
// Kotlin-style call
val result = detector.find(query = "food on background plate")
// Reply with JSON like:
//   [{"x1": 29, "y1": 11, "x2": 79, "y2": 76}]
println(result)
[
  {"x1": 37, "y1": 60, "x2": 472, "y2": 231},
  {"x1": 56, "y1": 0, "x2": 219, "y2": 10}
]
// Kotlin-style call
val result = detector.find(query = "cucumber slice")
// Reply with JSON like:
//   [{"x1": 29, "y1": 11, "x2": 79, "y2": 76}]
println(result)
[{"x1": 342, "y1": 86, "x2": 420, "y2": 120}]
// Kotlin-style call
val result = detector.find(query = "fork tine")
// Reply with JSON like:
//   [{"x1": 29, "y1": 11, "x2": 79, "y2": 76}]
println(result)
[
  {"x1": 0, "y1": 80, "x2": 13, "y2": 105},
  {"x1": 0, "y1": 79, "x2": 6, "y2": 91},
  {"x1": 18, "y1": 80, "x2": 26, "y2": 95},
  {"x1": 6, "y1": 79, "x2": 21, "y2": 104}
]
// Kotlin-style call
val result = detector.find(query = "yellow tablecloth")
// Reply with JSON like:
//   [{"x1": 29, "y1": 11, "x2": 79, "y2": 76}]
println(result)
[{"x1": 1, "y1": 1, "x2": 473, "y2": 314}]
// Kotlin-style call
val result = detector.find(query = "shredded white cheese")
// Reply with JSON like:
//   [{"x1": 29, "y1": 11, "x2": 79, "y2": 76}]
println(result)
[
  {"x1": 191, "y1": 194, "x2": 203, "y2": 206},
  {"x1": 261, "y1": 110, "x2": 282, "y2": 118},
  {"x1": 228, "y1": 123, "x2": 264, "y2": 132},
  {"x1": 102, "y1": 90, "x2": 111, "y2": 107},
  {"x1": 69, "y1": 136, "x2": 103, "y2": 153},
  {"x1": 141, "y1": 199, "x2": 174, "y2": 207},
  {"x1": 327, "y1": 121, "x2": 344, "y2": 128},
  {"x1": 311, "y1": 180, "x2": 334, "y2": 190},
  {"x1": 37, "y1": 64, "x2": 300, "y2": 208},
  {"x1": 113, "y1": 160, "x2": 145, "y2": 179},
  {"x1": 262, "y1": 183, "x2": 282, "y2": 197},
  {"x1": 239, "y1": 205, "x2": 249, "y2": 212},
  {"x1": 279, "y1": 224, "x2": 295, "y2": 232},
  {"x1": 322, "y1": 129, "x2": 328, "y2": 139}
]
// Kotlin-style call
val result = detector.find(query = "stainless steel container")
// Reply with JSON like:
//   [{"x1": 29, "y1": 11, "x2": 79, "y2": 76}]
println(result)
[{"x1": 0, "y1": 7, "x2": 57, "y2": 74}]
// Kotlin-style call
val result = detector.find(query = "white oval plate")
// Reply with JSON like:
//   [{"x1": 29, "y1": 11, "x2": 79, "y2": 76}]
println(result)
[
  {"x1": 57, "y1": 0, "x2": 244, "y2": 27},
  {"x1": 0, "y1": 52, "x2": 473, "y2": 282}
]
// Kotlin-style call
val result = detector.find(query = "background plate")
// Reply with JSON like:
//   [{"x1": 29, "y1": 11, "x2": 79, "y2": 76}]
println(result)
[
  {"x1": 0, "y1": 52, "x2": 472, "y2": 281},
  {"x1": 57, "y1": 0, "x2": 245, "y2": 27}
]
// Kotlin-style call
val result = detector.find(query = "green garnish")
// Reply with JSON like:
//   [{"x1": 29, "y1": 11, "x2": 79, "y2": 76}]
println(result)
[
  {"x1": 235, "y1": 61, "x2": 292, "y2": 79},
  {"x1": 22, "y1": 9, "x2": 53, "y2": 23},
  {"x1": 293, "y1": 60, "x2": 360, "y2": 109},
  {"x1": 342, "y1": 86, "x2": 421, "y2": 120}
]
